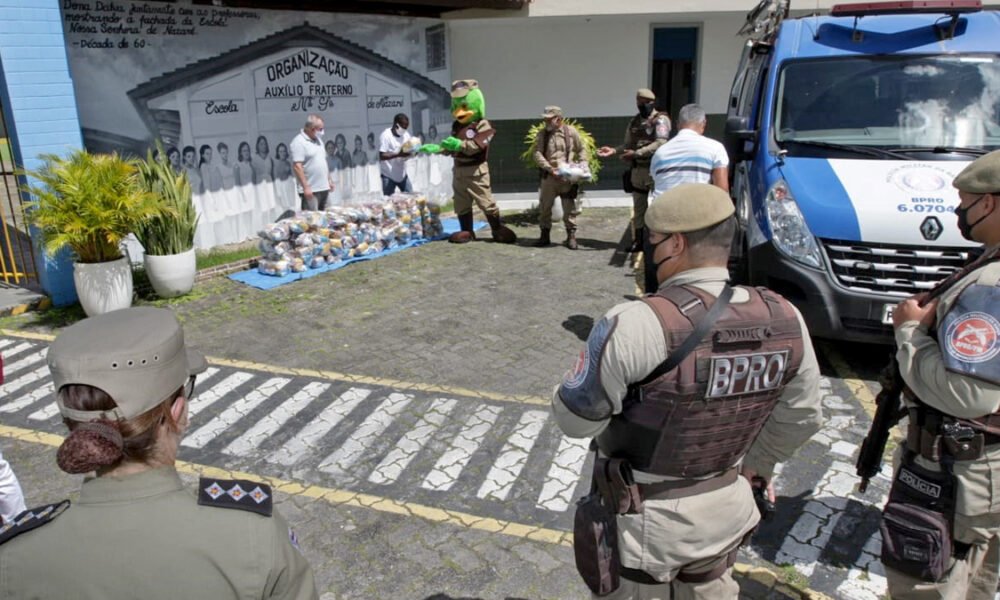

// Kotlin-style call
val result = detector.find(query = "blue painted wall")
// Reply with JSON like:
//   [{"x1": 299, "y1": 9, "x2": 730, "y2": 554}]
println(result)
[{"x1": 0, "y1": 0, "x2": 83, "y2": 306}]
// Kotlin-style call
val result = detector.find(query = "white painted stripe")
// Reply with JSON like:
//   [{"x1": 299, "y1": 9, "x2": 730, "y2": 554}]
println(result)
[
  {"x1": 0, "y1": 339, "x2": 16, "y2": 350},
  {"x1": 0, "y1": 367, "x2": 49, "y2": 406},
  {"x1": 317, "y1": 392, "x2": 412, "y2": 476},
  {"x1": 369, "y1": 398, "x2": 457, "y2": 485},
  {"x1": 536, "y1": 435, "x2": 590, "y2": 512},
  {"x1": 477, "y1": 410, "x2": 548, "y2": 501},
  {"x1": 0, "y1": 349, "x2": 45, "y2": 378},
  {"x1": 224, "y1": 381, "x2": 331, "y2": 457},
  {"x1": 6, "y1": 382, "x2": 53, "y2": 415},
  {"x1": 27, "y1": 398, "x2": 60, "y2": 421},
  {"x1": 0, "y1": 342, "x2": 33, "y2": 362},
  {"x1": 422, "y1": 404, "x2": 501, "y2": 492},
  {"x1": 194, "y1": 367, "x2": 221, "y2": 387},
  {"x1": 268, "y1": 387, "x2": 372, "y2": 466},
  {"x1": 183, "y1": 377, "x2": 290, "y2": 449},
  {"x1": 186, "y1": 371, "x2": 253, "y2": 418}
]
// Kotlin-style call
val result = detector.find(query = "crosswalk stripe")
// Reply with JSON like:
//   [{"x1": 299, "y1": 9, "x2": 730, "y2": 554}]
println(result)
[
  {"x1": 477, "y1": 410, "x2": 548, "y2": 501},
  {"x1": 187, "y1": 371, "x2": 253, "y2": 418},
  {"x1": 6, "y1": 383, "x2": 53, "y2": 416},
  {"x1": 422, "y1": 404, "x2": 501, "y2": 492},
  {"x1": 269, "y1": 387, "x2": 372, "y2": 466},
  {"x1": 0, "y1": 339, "x2": 16, "y2": 350},
  {"x1": 318, "y1": 392, "x2": 412, "y2": 477},
  {"x1": 27, "y1": 398, "x2": 60, "y2": 421},
  {"x1": 369, "y1": 397, "x2": 457, "y2": 485},
  {"x1": 183, "y1": 377, "x2": 291, "y2": 449},
  {"x1": 224, "y1": 381, "x2": 331, "y2": 457},
  {"x1": 194, "y1": 367, "x2": 222, "y2": 388},
  {"x1": 0, "y1": 342, "x2": 33, "y2": 362},
  {"x1": 1, "y1": 349, "x2": 45, "y2": 379},
  {"x1": 0, "y1": 367, "x2": 50, "y2": 406},
  {"x1": 536, "y1": 435, "x2": 590, "y2": 512}
]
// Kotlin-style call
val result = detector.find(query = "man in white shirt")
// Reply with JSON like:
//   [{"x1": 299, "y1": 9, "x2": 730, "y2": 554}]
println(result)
[
  {"x1": 290, "y1": 114, "x2": 334, "y2": 211},
  {"x1": 379, "y1": 113, "x2": 414, "y2": 196},
  {"x1": 644, "y1": 104, "x2": 730, "y2": 292}
]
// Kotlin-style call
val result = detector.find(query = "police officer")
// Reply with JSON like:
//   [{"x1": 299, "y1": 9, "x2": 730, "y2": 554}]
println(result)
[
  {"x1": 597, "y1": 88, "x2": 671, "y2": 254},
  {"x1": 0, "y1": 307, "x2": 317, "y2": 599},
  {"x1": 552, "y1": 183, "x2": 822, "y2": 599},
  {"x1": 533, "y1": 105, "x2": 589, "y2": 249},
  {"x1": 884, "y1": 150, "x2": 1000, "y2": 599}
]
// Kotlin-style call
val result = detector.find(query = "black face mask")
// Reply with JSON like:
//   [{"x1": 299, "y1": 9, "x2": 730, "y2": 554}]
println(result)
[
  {"x1": 649, "y1": 234, "x2": 678, "y2": 274},
  {"x1": 956, "y1": 194, "x2": 992, "y2": 241},
  {"x1": 638, "y1": 103, "x2": 654, "y2": 118}
]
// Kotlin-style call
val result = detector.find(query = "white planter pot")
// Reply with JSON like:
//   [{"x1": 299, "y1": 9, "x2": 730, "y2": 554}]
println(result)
[
  {"x1": 73, "y1": 257, "x2": 134, "y2": 317},
  {"x1": 144, "y1": 248, "x2": 196, "y2": 299}
]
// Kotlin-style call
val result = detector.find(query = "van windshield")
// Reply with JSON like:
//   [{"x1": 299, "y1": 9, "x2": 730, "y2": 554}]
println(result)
[{"x1": 775, "y1": 55, "x2": 1000, "y2": 154}]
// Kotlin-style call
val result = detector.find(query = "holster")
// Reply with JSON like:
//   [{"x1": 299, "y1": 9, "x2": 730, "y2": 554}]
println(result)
[
  {"x1": 622, "y1": 169, "x2": 635, "y2": 194},
  {"x1": 908, "y1": 409, "x2": 986, "y2": 462},
  {"x1": 573, "y1": 453, "x2": 624, "y2": 596},
  {"x1": 593, "y1": 458, "x2": 644, "y2": 515}
]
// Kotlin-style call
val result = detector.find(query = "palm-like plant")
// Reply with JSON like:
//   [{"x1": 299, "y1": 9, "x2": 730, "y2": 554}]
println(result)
[
  {"x1": 24, "y1": 150, "x2": 168, "y2": 263},
  {"x1": 133, "y1": 145, "x2": 197, "y2": 256},
  {"x1": 520, "y1": 119, "x2": 602, "y2": 183}
]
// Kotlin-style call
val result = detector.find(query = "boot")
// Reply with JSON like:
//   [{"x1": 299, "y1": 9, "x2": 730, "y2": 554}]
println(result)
[
  {"x1": 448, "y1": 212, "x2": 476, "y2": 244},
  {"x1": 565, "y1": 231, "x2": 578, "y2": 250},
  {"x1": 486, "y1": 212, "x2": 517, "y2": 244},
  {"x1": 534, "y1": 228, "x2": 551, "y2": 247},
  {"x1": 628, "y1": 227, "x2": 644, "y2": 253}
]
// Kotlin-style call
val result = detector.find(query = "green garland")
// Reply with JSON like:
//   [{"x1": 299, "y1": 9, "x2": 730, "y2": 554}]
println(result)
[{"x1": 520, "y1": 119, "x2": 602, "y2": 183}]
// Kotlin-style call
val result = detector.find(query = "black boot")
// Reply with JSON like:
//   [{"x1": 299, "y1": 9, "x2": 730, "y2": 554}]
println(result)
[
  {"x1": 566, "y1": 231, "x2": 578, "y2": 250},
  {"x1": 628, "y1": 227, "x2": 644, "y2": 253},
  {"x1": 534, "y1": 228, "x2": 551, "y2": 247},
  {"x1": 486, "y1": 213, "x2": 517, "y2": 244},
  {"x1": 448, "y1": 212, "x2": 476, "y2": 244}
]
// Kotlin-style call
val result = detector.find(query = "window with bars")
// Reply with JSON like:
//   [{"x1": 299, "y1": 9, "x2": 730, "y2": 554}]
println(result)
[{"x1": 426, "y1": 24, "x2": 446, "y2": 72}]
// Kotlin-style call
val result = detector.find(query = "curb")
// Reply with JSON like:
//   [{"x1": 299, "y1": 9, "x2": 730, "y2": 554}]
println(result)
[
  {"x1": 0, "y1": 295, "x2": 50, "y2": 318},
  {"x1": 733, "y1": 563, "x2": 834, "y2": 600}
]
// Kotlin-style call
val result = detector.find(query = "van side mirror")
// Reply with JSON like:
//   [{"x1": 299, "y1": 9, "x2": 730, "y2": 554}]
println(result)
[{"x1": 724, "y1": 115, "x2": 757, "y2": 163}]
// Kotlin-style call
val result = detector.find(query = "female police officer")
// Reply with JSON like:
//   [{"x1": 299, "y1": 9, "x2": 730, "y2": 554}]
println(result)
[{"x1": 0, "y1": 307, "x2": 318, "y2": 599}]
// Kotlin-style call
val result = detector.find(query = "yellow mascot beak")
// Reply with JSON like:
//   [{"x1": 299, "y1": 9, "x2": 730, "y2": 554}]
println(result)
[{"x1": 453, "y1": 107, "x2": 475, "y2": 124}]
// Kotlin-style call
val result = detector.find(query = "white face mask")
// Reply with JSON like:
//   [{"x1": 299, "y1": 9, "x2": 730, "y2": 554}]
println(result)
[{"x1": 315, "y1": 129, "x2": 325, "y2": 138}]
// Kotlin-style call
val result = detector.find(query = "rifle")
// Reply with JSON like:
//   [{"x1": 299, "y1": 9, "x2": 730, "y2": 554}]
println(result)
[{"x1": 855, "y1": 358, "x2": 907, "y2": 493}]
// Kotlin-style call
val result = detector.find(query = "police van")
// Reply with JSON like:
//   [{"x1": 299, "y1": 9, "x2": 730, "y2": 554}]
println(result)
[{"x1": 725, "y1": 0, "x2": 999, "y2": 342}]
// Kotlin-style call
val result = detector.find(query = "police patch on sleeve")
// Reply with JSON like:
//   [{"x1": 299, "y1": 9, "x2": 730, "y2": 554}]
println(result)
[
  {"x1": 557, "y1": 316, "x2": 618, "y2": 421},
  {"x1": 939, "y1": 283, "x2": 1000, "y2": 384}
]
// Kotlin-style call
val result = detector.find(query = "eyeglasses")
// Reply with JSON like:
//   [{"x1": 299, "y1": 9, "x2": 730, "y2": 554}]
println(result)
[{"x1": 183, "y1": 375, "x2": 197, "y2": 401}]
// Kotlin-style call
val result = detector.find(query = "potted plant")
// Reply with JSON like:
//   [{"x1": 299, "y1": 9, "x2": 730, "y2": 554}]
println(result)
[
  {"x1": 25, "y1": 150, "x2": 167, "y2": 316},
  {"x1": 133, "y1": 145, "x2": 199, "y2": 298}
]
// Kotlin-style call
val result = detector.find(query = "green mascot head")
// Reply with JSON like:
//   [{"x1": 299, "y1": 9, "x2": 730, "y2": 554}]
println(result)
[{"x1": 450, "y1": 79, "x2": 485, "y2": 125}]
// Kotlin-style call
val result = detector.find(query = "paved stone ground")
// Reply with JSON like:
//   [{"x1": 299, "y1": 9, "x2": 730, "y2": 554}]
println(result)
[{"x1": 0, "y1": 207, "x2": 904, "y2": 599}]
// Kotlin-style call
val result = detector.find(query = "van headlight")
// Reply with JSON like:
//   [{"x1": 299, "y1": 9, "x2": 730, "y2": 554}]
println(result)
[{"x1": 765, "y1": 180, "x2": 822, "y2": 268}]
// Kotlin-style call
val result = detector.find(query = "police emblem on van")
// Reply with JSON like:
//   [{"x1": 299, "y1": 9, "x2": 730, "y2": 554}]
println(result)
[{"x1": 707, "y1": 351, "x2": 789, "y2": 398}]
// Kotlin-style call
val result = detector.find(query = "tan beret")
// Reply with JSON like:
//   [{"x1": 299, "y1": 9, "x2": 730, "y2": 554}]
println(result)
[
  {"x1": 541, "y1": 106, "x2": 563, "y2": 118},
  {"x1": 645, "y1": 183, "x2": 735, "y2": 233},
  {"x1": 451, "y1": 79, "x2": 479, "y2": 99},
  {"x1": 953, "y1": 150, "x2": 1000, "y2": 193},
  {"x1": 636, "y1": 88, "x2": 655, "y2": 101}
]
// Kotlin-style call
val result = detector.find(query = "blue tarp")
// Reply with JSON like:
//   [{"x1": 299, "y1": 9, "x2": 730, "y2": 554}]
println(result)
[{"x1": 229, "y1": 217, "x2": 485, "y2": 290}]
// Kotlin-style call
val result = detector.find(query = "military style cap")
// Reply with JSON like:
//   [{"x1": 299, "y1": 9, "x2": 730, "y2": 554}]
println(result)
[
  {"x1": 541, "y1": 106, "x2": 563, "y2": 119},
  {"x1": 953, "y1": 150, "x2": 1000, "y2": 194},
  {"x1": 451, "y1": 79, "x2": 479, "y2": 99},
  {"x1": 47, "y1": 307, "x2": 207, "y2": 422},
  {"x1": 645, "y1": 183, "x2": 735, "y2": 233},
  {"x1": 636, "y1": 88, "x2": 656, "y2": 101}
]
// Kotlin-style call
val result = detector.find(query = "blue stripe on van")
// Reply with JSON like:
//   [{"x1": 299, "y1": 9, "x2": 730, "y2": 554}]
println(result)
[{"x1": 780, "y1": 157, "x2": 861, "y2": 242}]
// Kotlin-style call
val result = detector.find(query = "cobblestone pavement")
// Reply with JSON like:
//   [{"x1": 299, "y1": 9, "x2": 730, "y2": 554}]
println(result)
[{"x1": 0, "y1": 208, "x2": 908, "y2": 599}]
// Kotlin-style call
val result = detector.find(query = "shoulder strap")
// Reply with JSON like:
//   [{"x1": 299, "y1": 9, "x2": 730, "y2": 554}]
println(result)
[
  {"x1": 638, "y1": 285, "x2": 733, "y2": 386},
  {"x1": 198, "y1": 477, "x2": 273, "y2": 517}
]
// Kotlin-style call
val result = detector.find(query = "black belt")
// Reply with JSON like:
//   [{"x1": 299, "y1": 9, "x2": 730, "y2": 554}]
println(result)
[{"x1": 638, "y1": 467, "x2": 739, "y2": 501}]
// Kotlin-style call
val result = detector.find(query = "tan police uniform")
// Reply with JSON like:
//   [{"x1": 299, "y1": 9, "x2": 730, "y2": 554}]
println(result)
[
  {"x1": 534, "y1": 106, "x2": 588, "y2": 237},
  {"x1": 0, "y1": 307, "x2": 318, "y2": 599},
  {"x1": 619, "y1": 89, "x2": 670, "y2": 234},
  {"x1": 552, "y1": 186, "x2": 822, "y2": 599},
  {"x1": 885, "y1": 152, "x2": 1000, "y2": 599}
]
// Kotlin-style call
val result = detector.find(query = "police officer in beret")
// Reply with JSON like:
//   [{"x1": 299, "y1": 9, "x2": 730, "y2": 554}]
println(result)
[
  {"x1": 883, "y1": 150, "x2": 1000, "y2": 599},
  {"x1": 552, "y1": 183, "x2": 822, "y2": 599},
  {"x1": 0, "y1": 307, "x2": 317, "y2": 599},
  {"x1": 597, "y1": 88, "x2": 671, "y2": 254}
]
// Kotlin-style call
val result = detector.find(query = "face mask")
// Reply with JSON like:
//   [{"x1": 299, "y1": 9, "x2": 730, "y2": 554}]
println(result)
[
  {"x1": 956, "y1": 194, "x2": 992, "y2": 241},
  {"x1": 315, "y1": 129, "x2": 325, "y2": 138},
  {"x1": 545, "y1": 121, "x2": 558, "y2": 132},
  {"x1": 649, "y1": 234, "x2": 678, "y2": 275},
  {"x1": 638, "y1": 103, "x2": 654, "y2": 118}
]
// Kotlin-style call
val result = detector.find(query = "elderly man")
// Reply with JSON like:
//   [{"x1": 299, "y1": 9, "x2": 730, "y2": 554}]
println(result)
[
  {"x1": 553, "y1": 183, "x2": 822, "y2": 599},
  {"x1": 290, "y1": 114, "x2": 334, "y2": 211},
  {"x1": 882, "y1": 150, "x2": 1000, "y2": 599}
]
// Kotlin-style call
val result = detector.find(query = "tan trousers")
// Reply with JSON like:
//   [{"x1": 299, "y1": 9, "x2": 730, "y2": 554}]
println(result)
[
  {"x1": 538, "y1": 176, "x2": 579, "y2": 232},
  {"x1": 885, "y1": 521, "x2": 1000, "y2": 600},
  {"x1": 453, "y1": 162, "x2": 499, "y2": 218},
  {"x1": 630, "y1": 165, "x2": 653, "y2": 231}
]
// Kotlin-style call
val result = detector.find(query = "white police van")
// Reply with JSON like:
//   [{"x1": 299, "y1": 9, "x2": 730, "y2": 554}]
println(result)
[{"x1": 725, "y1": 0, "x2": 998, "y2": 342}]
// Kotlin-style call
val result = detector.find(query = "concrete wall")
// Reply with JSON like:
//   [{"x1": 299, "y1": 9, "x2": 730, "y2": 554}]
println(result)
[{"x1": 0, "y1": 0, "x2": 83, "y2": 305}]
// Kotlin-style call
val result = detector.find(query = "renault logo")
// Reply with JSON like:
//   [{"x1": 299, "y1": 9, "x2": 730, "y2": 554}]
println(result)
[{"x1": 921, "y1": 216, "x2": 943, "y2": 241}]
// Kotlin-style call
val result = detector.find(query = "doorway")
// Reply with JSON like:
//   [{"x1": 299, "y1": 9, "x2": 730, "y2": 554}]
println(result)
[{"x1": 651, "y1": 27, "x2": 698, "y2": 121}]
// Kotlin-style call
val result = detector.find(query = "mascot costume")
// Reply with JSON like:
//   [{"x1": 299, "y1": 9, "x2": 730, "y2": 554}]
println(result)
[{"x1": 422, "y1": 79, "x2": 516, "y2": 244}]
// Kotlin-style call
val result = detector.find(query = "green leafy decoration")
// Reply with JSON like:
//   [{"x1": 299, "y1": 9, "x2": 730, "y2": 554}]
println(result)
[
  {"x1": 133, "y1": 143, "x2": 198, "y2": 256},
  {"x1": 23, "y1": 150, "x2": 171, "y2": 263},
  {"x1": 520, "y1": 119, "x2": 602, "y2": 183}
]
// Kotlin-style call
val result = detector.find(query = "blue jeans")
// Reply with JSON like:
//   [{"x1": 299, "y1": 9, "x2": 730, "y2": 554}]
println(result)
[{"x1": 381, "y1": 175, "x2": 412, "y2": 196}]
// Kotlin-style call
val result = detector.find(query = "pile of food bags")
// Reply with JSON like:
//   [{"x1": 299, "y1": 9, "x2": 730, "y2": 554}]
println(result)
[{"x1": 256, "y1": 193, "x2": 446, "y2": 277}]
